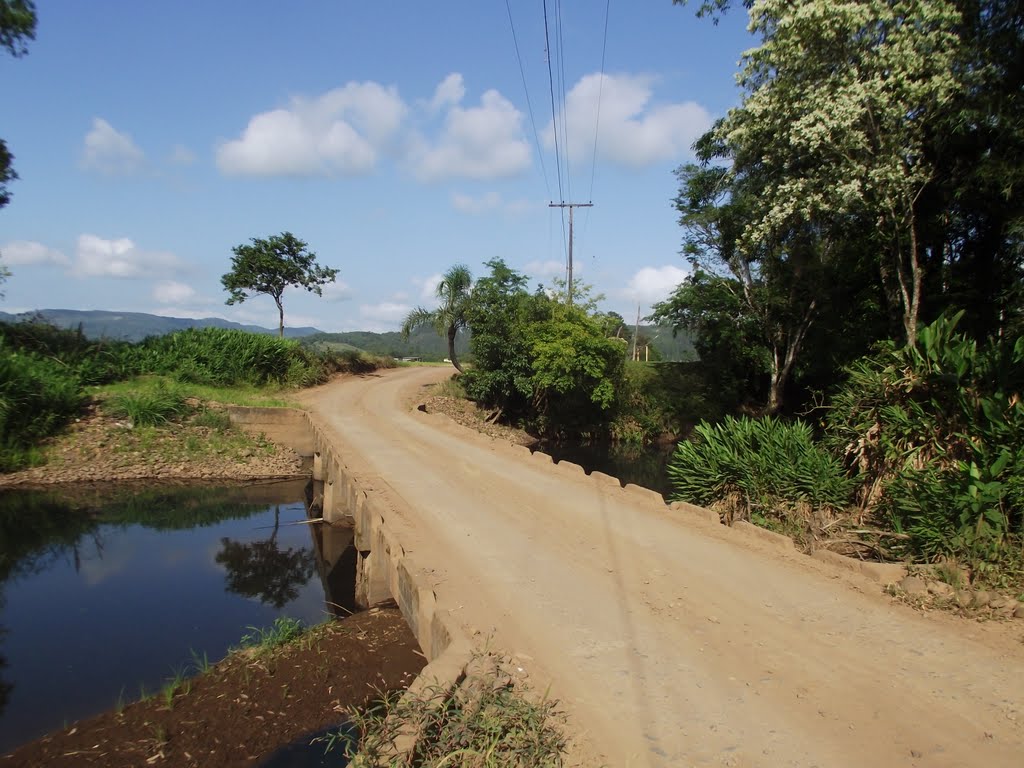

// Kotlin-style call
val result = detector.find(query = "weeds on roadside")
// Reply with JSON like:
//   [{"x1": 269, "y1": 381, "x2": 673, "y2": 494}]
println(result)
[{"x1": 326, "y1": 663, "x2": 567, "y2": 768}]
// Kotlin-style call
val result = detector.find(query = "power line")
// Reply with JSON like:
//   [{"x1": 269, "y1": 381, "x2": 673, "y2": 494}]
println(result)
[
  {"x1": 555, "y1": 0, "x2": 572, "y2": 203},
  {"x1": 589, "y1": 0, "x2": 611, "y2": 203},
  {"x1": 542, "y1": 0, "x2": 569, "y2": 259},
  {"x1": 504, "y1": 0, "x2": 551, "y2": 200}
]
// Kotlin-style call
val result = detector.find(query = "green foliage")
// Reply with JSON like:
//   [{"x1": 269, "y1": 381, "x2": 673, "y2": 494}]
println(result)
[
  {"x1": 611, "y1": 362, "x2": 721, "y2": 444},
  {"x1": 222, "y1": 232, "x2": 338, "y2": 337},
  {"x1": 0, "y1": 341, "x2": 87, "y2": 469},
  {"x1": 668, "y1": 415, "x2": 853, "y2": 524},
  {"x1": 134, "y1": 327, "x2": 324, "y2": 387},
  {"x1": 463, "y1": 261, "x2": 627, "y2": 439},
  {"x1": 0, "y1": 1, "x2": 36, "y2": 58},
  {"x1": 826, "y1": 311, "x2": 1024, "y2": 561},
  {"x1": 105, "y1": 383, "x2": 188, "y2": 426}
]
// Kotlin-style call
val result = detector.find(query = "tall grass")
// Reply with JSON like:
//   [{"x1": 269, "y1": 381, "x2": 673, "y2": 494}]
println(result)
[{"x1": 0, "y1": 342, "x2": 88, "y2": 470}]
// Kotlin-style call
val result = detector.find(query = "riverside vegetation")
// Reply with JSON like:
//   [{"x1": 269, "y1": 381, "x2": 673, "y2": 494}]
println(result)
[{"x1": 0, "y1": 320, "x2": 393, "y2": 472}]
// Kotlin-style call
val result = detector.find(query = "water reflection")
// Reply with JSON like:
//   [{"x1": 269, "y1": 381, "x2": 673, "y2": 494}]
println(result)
[
  {"x1": 0, "y1": 480, "x2": 342, "y2": 753},
  {"x1": 537, "y1": 441, "x2": 676, "y2": 497},
  {"x1": 216, "y1": 505, "x2": 318, "y2": 608}
]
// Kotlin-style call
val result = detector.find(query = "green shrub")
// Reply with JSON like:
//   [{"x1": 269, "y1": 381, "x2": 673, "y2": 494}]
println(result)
[
  {"x1": 668, "y1": 415, "x2": 853, "y2": 523},
  {"x1": 825, "y1": 311, "x2": 1024, "y2": 562},
  {"x1": 105, "y1": 384, "x2": 189, "y2": 426},
  {"x1": 0, "y1": 343, "x2": 87, "y2": 469}
]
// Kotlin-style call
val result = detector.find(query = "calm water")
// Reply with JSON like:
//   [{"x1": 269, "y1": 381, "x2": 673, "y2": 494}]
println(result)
[
  {"x1": 0, "y1": 480, "x2": 356, "y2": 753},
  {"x1": 537, "y1": 441, "x2": 677, "y2": 497}
]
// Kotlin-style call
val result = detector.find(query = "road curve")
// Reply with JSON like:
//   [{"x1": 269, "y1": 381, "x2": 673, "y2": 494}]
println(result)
[{"x1": 300, "y1": 367, "x2": 1024, "y2": 768}]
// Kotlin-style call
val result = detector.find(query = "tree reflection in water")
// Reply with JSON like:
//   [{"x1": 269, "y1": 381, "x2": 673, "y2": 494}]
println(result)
[{"x1": 215, "y1": 505, "x2": 316, "y2": 608}]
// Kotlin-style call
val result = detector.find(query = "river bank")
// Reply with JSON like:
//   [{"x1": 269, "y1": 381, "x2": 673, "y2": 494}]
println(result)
[
  {"x1": 1, "y1": 606, "x2": 424, "y2": 768},
  {"x1": 0, "y1": 402, "x2": 305, "y2": 487}
]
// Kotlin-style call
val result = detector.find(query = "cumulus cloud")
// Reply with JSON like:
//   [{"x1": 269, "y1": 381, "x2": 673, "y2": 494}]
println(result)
[
  {"x1": 418, "y1": 273, "x2": 443, "y2": 301},
  {"x1": 524, "y1": 259, "x2": 565, "y2": 280},
  {"x1": 74, "y1": 234, "x2": 185, "y2": 279},
  {"x1": 321, "y1": 279, "x2": 354, "y2": 302},
  {"x1": 428, "y1": 73, "x2": 466, "y2": 113},
  {"x1": 0, "y1": 240, "x2": 70, "y2": 267},
  {"x1": 413, "y1": 88, "x2": 531, "y2": 181},
  {"x1": 358, "y1": 301, "x2": 412, "y2": 332},
  {"x1": 624, "y1": 265, "x2": 690, "y2": 305},
  {"x1": 152, "y1": 280, "x2": 197, "y2": 304},
  {"x1": 81, "y1": 118, "x2": 145, "y2": 175},
  {"x1": 547, "y1": 73, "x2": 712, "y2": 168},
  {"x1": 217, "y1": 81, "x2": 406, "y2": 177}
]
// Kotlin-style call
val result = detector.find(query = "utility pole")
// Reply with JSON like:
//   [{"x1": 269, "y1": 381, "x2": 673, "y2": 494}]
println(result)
[
  {"x1": 630, "y1": 304, "x2": 641, "y2": 362},
  {"x1": 548, "y1": 201, "x2": 593, "y2": 305}
]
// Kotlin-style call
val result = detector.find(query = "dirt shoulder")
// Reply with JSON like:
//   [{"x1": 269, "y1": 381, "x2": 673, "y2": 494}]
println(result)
[
  {"x1": 1, "y1": 606, "x2": 424, "y2": 768},
  {"x1": 0, "y1": 404, "x2": 305, "y2": 487},
  {"x1": 300, "y1": 366, "x2": 1024, "y2": 768}
]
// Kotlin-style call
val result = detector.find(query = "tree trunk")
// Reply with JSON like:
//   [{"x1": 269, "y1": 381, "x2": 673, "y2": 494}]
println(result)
[
  {"x1": 764, "y1": 298, "x2": 816, "y2": 415},
  {"x1": 447, "y1": 325, "x2": 464, "y2": 373},
  {"x1": 275, "y1": 297, "x2": 285, "y2": 338}
]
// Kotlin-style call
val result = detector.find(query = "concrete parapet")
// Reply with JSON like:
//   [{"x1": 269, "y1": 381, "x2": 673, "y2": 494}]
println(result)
[
  {"x1": 532, "y1": 451, "x2": 553, "y2": 465},
  {"x1": 669, "y1": 500, "x2": 720, "y2": 525},
  {"x1": 623, "y1": 483, "x2": 666, "y2": 508},
  {"x1": 589, "y1": 470, "x2": 622, "y2": 488},
  {"x1": 555, "y1": 460, "x2": 585, "y2": 476},
  {"x1": 731, "y1": 520, "x2": 795, "y2": 551}
]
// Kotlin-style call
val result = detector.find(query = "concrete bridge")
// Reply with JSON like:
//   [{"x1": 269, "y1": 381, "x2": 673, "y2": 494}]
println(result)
[{"x1": 251, "y1": 367, "x2": 1024, "y2": 767}]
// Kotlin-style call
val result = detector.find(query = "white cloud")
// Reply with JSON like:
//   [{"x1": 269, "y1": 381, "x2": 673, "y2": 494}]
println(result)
[
  {"x1": 217, "y1": 81, "x2": 406, "y2": 177},
  {"x1": 624, "y1": 265, "x2": 690, "y2": 305},
  {"x1": 548, "y1": 73, "x2": 712, "y2": 168},
  {"x1": 358, "y1": 301, "x2": 412, "y2": 332},
  {"x1": 418, "y1": 273, "x2": 443, "y2": 301},
  {"x1": 81, "y1": 118, "x2": 145, "y2": 175},
  {"x1": 74, "y1": 234, "x2": 185, "y2": 279},
  {"x1": 428, "y1": 73, "x2": 466, "y2": 113},
  {"x1": 0, "y1": 240, "x2": 70, "y2": 266},
  {"x1": 413, "y1": 88, "x2": 531, "y2": 181},
  {"x1": 168, "y1": 144, "x2": 196, "y2": 166},
  {"x1": 525, "y1": 259, "x2": 565, "y2": 280},
  {"x1": 152, "y1": 280, "x2": 197, "y2": 304},
  {"x1": 321, "y1": 279, "x2": 353, "y2": 302}
]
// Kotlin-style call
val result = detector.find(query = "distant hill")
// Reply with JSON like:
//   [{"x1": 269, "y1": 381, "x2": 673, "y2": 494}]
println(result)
[
  {"x1": 0, "y1": 309, "x2": 322, "y2": 342},
  {"x1": 303, "y1": 326, "x2": 469, "y2": 361}
]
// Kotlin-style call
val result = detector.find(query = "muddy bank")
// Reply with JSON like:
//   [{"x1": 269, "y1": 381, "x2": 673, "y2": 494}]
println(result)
[{"x1": 1, "y1": 606, "x2": 424, "y2": 768}]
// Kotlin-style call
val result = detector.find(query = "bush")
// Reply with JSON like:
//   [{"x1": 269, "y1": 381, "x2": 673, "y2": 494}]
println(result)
[
  {"x1": 0, "y1": 343, "x2": 87, "y2": 469},
  {"x1": 668, "y1": 415, "x2": 853, "y2": 525},
  {"x1": 825, "y1": 311, "x2": 1024, "y2": 562},
  {"x1": 105, "y1": 384, "x2": 189, "y2": 426}
]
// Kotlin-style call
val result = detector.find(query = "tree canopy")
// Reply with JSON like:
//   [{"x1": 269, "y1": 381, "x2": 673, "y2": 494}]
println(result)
[{"x1": 222, "y1": 232, "x2": 338, "y2": 338}]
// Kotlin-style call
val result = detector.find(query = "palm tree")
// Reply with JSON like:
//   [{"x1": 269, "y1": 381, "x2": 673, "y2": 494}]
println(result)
[{"x1": 401, "y1": 264, "x2": 473, "y2": 373}]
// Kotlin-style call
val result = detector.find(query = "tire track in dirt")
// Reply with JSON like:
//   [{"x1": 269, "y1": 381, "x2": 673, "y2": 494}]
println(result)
[{"x1": 301, "y1": 367, "x2": 1024, "y2": 768}]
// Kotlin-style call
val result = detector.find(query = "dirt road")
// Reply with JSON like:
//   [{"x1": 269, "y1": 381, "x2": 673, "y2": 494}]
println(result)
[{"x1": 301, "y1": 367, "x2": 1024, "y2": 767}]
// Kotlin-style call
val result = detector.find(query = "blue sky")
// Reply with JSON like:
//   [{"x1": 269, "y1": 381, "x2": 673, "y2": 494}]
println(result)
[{"x1": 0, "y1": 1, "x2": 753, "y2": 332}]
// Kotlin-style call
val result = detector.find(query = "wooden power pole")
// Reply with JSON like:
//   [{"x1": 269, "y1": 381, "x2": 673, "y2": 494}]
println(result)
[{"x1": 548, "y1": 201, "x2": 593, "y2": 305}]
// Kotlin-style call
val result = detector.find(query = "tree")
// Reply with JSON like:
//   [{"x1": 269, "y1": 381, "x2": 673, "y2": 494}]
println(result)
[
  {"x1": 719, "y1": 0, "x2": 964, "y2": 348},
  {"x1": 401, "y1": 264, "x2": 473, "y2": 373},
  {"x1": 222, "y1": 232, "x2": 338, "y2": 337},
  {"x1": 0, "y1": 1, "x2": 35, "y2": 212}
]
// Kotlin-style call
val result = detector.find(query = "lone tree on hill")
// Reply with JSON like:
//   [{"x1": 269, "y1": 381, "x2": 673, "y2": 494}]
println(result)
[
  {"x1": 222, "y1": 231, "x2": 338, "y2": 337},
  {"x1": 401, "y1": 264, "x2": 473, "y2": 373}
]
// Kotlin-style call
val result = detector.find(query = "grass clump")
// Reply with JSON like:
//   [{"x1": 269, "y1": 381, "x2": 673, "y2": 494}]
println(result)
[
  {"x1": 238, "y1": 617, "x2": 306, "y2": 653},
  {"x1": 329, "y1": 657, "x2": 567, "y2": 767},
  {"x1": 105, "y1": 383, "x2": 188, "y2": 426}
]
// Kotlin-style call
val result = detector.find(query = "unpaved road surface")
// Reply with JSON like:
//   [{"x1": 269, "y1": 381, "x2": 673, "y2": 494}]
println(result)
[{"x1": 301, "y1": 367, "x2": 1024, "y2": 768}]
